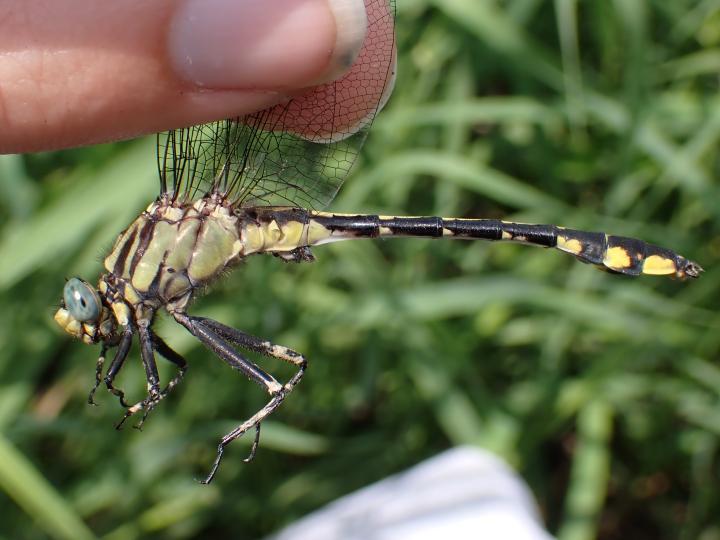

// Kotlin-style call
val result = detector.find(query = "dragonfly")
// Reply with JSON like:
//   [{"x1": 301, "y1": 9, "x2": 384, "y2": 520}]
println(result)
[{"x1": 54, "y1": 0, "x2": 702, "y2": 484}]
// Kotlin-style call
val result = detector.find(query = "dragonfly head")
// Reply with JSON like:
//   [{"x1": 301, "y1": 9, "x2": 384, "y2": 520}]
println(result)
[{"x1": 54, "y1": 277, "x2": 117, "y2": 345}]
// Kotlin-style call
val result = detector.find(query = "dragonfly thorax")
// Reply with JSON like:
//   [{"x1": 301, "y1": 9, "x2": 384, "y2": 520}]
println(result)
[
  {"x1": 54, "y1": 197, "x2": 341, "y2": 347},
  {"x1": 102, "y1": 195, "x2": 247, "y2": 306}
]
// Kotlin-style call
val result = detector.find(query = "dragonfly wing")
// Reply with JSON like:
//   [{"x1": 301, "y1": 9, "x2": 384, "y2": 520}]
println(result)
[{"x1": 157, "y1": 0, "x2": 396, "y2": 210}]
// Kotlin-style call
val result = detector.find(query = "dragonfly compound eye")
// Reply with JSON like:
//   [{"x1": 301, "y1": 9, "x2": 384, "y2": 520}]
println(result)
[{"x1": 63, "y1": 278, "x2": 102, "y2": 322}]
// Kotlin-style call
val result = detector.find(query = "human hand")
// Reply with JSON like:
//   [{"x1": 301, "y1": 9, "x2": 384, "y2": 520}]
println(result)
[{"x1": 0, "y1": 0, "x2": 393, "y2": 154}]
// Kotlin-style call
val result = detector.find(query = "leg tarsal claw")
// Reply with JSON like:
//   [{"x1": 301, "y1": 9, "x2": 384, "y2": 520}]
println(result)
[
  {"x1": 88, "y1": 365, "x2": 103, "y2": 406},
  {"x1": 105, "y1": 378, "x2": 130, "y2": 408},
  {"x1": 243, "y1": 424, "x2": 261, "y2": 463},
  {"x1": 200, "y1": 422, "x2": 262, "y2": 484},
  {"x1": 87, "y1": 387, "x2": 100, "y2": 406},
  {"x1": 114, "y1": 387, "x2": 160, "y2": 430},
  {"x1": 88, "y1": 345, "x2": 109, "y2": 406},
  {"x1": 135, "y1": 391, "x2": 161, "y2": 430}
]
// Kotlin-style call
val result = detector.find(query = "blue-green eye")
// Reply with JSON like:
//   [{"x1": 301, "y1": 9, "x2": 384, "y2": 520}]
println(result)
[{"x1": 63, "y1": 278, "x2": 101, "y2": 322}]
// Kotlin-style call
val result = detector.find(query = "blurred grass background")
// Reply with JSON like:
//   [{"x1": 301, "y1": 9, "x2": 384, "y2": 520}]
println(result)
[{"x1": 1, "y1": 0, "x2": 719, "y2": 538}]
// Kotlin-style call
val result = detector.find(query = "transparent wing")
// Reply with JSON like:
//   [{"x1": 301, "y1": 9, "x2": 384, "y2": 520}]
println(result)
[{"x1": 157, "y1": 0, "x2": 396, "y2": 210}]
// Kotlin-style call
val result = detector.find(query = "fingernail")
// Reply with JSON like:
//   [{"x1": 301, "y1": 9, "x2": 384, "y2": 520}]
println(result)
[
  {"x1": 169, "y1": 0, "x2": 368, "y2": 90},
  {"x1": 324, "y1": 0, "x2": 368, "y2": 83}
]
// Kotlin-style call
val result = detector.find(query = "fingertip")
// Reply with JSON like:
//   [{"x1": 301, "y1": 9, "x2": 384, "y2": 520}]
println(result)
[{"x1": 168, "y1": 0, "x2": 368, "y2": 91}]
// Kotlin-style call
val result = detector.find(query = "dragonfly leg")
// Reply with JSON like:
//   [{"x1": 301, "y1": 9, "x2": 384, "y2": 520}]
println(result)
[
  {"x1": 172, "y1": 312, "x2": 306, "y2": 484},
  {"x1": 189, "y1": 316, "x2": 307, "y2": 372},
  {"x1": 89, "y1": 329, "x2": 132, "y2": 408},
  {"x1": 88, "y1": 344, "x2": 109, "y2": 406},
  {"x1": 203, "y1": 397, "x2": 284, "y2": 484},
  {"x1": 115, "y1": 322, "x2": 162, "y2": 430},
  {"x1": 273, "y1": 246, "x2": 315, "y2": 263},
  {"x1": 151, "y1": 332, "x2": 188, "y2": 402}
]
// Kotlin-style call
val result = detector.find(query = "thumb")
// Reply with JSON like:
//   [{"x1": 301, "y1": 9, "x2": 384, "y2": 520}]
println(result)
[{"x1": 0, "y1": 0, "x2": 368, "y2": 153}]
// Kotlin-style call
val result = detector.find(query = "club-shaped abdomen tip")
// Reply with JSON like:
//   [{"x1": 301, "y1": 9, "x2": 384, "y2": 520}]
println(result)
[{"x1": 681, "y1": 259, "x2": 704, "y2": 279}]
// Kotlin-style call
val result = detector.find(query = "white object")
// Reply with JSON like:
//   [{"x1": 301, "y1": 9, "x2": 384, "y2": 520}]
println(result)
[{"x1": 269, "y1": 446, "x2": 555, "y2": 540}]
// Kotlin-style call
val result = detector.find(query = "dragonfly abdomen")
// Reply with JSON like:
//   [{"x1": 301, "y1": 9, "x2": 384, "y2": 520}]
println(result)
[{"x1": 301, "y1": 211, "x2": 702, "y2": 278}]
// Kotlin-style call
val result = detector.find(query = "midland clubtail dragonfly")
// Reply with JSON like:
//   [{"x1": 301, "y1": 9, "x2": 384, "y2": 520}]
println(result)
[{"x1": 54, "y1": 0, "x2": 702, "y2": 483}]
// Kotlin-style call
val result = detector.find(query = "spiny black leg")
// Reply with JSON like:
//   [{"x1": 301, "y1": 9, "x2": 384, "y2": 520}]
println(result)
[
  {"x1": 152, "y1": 332, "x2": 188, "y2": 400},
  {"x1": 100, "y1": 329, "x2": 133, "y2": 408},
  {"x1": 192, "y1": 316, "x2": 307, "y2": 407},
  {"x1": 116, "y1": 322, "x2": 161, "y2": 430},
  {"x1": 174, "y1": 313, "x2": 284, "y2": 394},
  {"x1": 172, "y1": 311, "x2": 305, "y2": 483},
  {"x1": 191, "y1": 316, "x2": 306, "y2": 368},
  {"x1": 88, "y1": 344, "x2": 109, "y2": 406}
]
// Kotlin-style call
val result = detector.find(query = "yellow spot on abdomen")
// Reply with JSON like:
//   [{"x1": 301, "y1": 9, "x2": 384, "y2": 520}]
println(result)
[
  {"x1": 557, "y1": 236, "x2": 583, "y2": 255},
  {"x1": 604, "y1": 246, "x2": 632, "y2": 269},
  {"x1": 642, "y1": 254, "x2": 677, "y2": 275}
]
